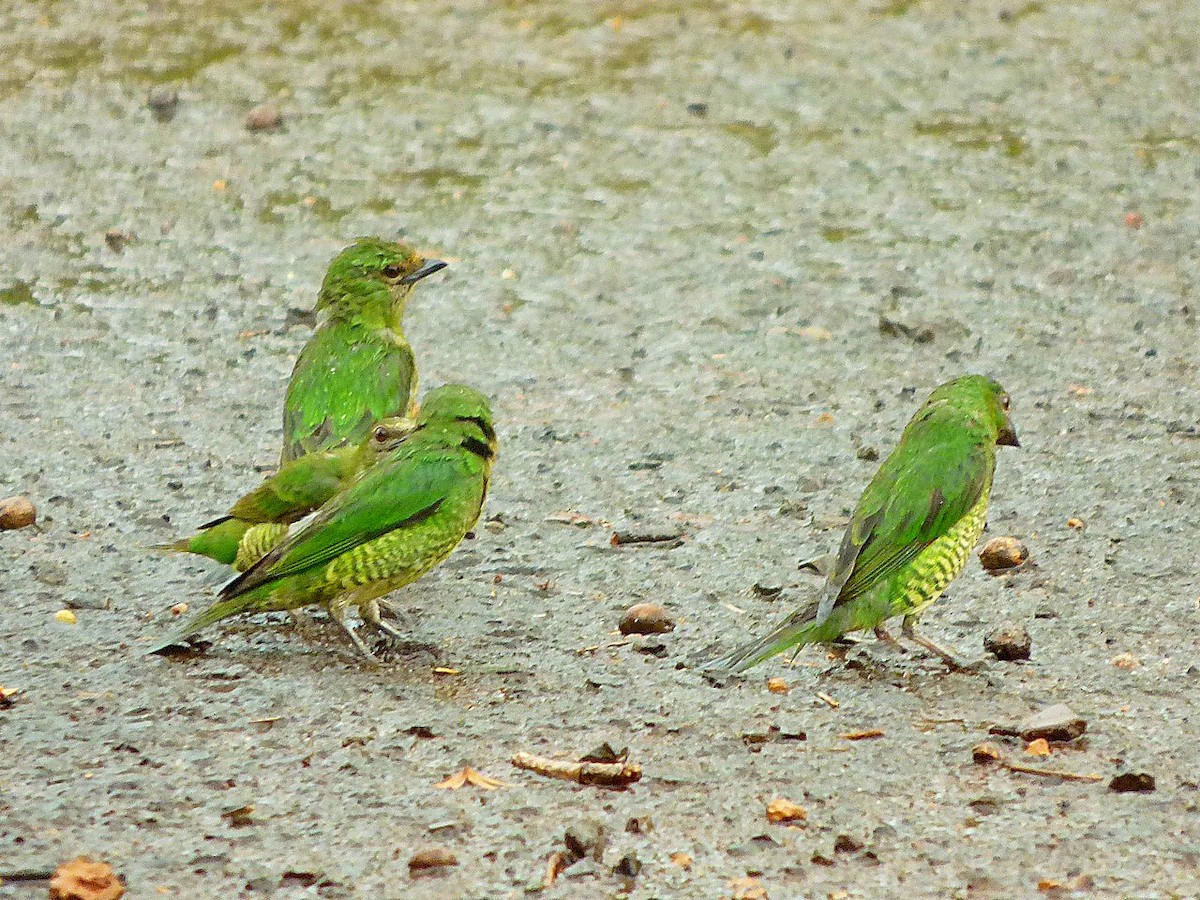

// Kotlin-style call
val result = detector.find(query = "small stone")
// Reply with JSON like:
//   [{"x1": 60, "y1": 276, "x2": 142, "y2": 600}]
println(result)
[
  {"x1": 972, "y1": 742, "x2": 1003, "y2": 764},
  {"x1": 1019, "y1": 704, "x2": 1086, "y2": 742},
  {"x1": 170, "y1": 603, "x2": 189, "y2": 616},
  {"x1": 670, "y1": 852, "x2": 692, "y2": 869},
  {"x1": 0, "y1": 495, "x2": 36, "y2": 530},
  {"x1": 979, "y1": 536, "x2": 1029, "y2": 572},
  {"x1": 245, "y1": 103, "x2": 283, "y2": 131},
  {"x1": 624, "y1": 815, "x2": 653, "y2": 834},
  {"x1": 1124, "y1": 211, "x2": 1144, "y2": 229},
  {"x1": 1110, "y1": 652, "x2": 1141, "y2": 670},
  {"x1": 766, "y1": 797, "x2": 806, "y2": 823},
  {"x1": 1024, "y1": 738, "x2": 1051, "y2": 757},
  {"x1": 686, "y1": 101, "x2": 709, "y2": 117},
  {"x1": 55, "y1": 609, "x2": 77, "y2": 625},
  {"x1": 408, "y1": 846, "x2": 458, "y2": 876},
  {"x1": 619, "y1": 602, "x2": 675, "y2": 635},
  {"x1": 984, "y1": 623, "x2": 1032, "y2": 661},
  {"x1": 104, "y1": 229, "x2": 132, "y2": 253},
  {"x1": 833, "y1": 834, "x2": 864, "y2": 853},
  {"x1": 856, "y1": 445, "x2": 879, "y2": 461},
  {"x1": 613, "y1": 850, "x2": 641, "y2": 878},
  {"x1": 147, "y1": 86, "x2": 179, "y2": 122},
  {"x1": 49, "y1": 856, "x2": 125, "y2": 900},
  {"x1": 1108, "y1": 771, "x2": 1155, "y2": 793},
  {"x1": 564, "y1": 819, "x2": 606, "y2": 862}
]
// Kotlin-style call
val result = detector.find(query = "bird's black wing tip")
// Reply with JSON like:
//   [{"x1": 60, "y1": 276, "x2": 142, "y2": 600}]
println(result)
[{"x1": 146, "y1": 636, "x2": 210, "y2": 657}]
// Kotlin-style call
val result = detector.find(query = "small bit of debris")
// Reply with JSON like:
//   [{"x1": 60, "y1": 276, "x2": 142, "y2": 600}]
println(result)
[
  {"x1": 564, "y1": 819, "x2": 606, "y2": 861},
  {"x1": 618, "y1": 603, "x2": 676, "y2": 635},
  {"x1": 103, "y1": 229, "x2": 132, "y2": 253},
  {"x1": 1024, "y1": 738, "x2": 1051, "y2": 757},
  {"x1": 728, "y1": 875, "x2": 769, "y2": 900},
  {"x1": 766, "y1": 677, "x2": 789, "y2": 695},
  {"x1": 0, "y1": 496, "x2": 36, "y2": 530},
  {"x1": 610, "y1": 529, "x2": 684, "y2": 548},
  {"x1": 670, "y1": 852, "x2": 693, "y2": 869},
  {"x1": 815, "y1": 692, "x2": 840, "y2": 709},
  {"x1": 984, "y1": 623, "x2": 1032, "y2": 661},
  {"x1": 170, "y1": 603, "x2": 189, "y2": 616},
  {"x1": 147, "y1": 86, "x2": 179, "y2": 122},
  {"x1": 245, "y1": 103, "x2": 283, "y2": 131},
  {"x1": 1038, "y1": 878, "x2": 1064, "y2": 892},
  {"x1": 624, "y1": 815, "x2": 653, "y2": 834},
  {"x1": 1067, "y1": 518, "x2": 1085, "y2": 530},
  {"x1": 978, "y1": 536, "x2": 1029, "y2": 572},
  {"x1": 612, "y1": 851, "x2": 641, "y2": 878},
  {"x1": 1019, "y1": 704, "x2": 1087, "y2": 742},
  {"x1": 1110, "y1": 652, "x2": 1141, "y2": 670},
  {"x1": 765, "y1": 798, "x2": 807, "y2": 824},
  {"x1": 408, "y1": 847, "x2": 458, "y2": 876},
  {"x1": 1003, "y1": 761, "x2": 1102, "y2": 783},
  {"x1": 434, "y1": 767, "x2": 506, "y2": 790},
  {"x1": 856, "y1": 445, "x2": 879, "y2": 461},
  {"x1": 750, "y1": 582, "x2": 783, "y2": 598},
  {"x1": 55, "y1": 610, "x2": 77, "y2": 625},
  {"x1": 840, "y1": 729, "x2": 885, "y2": 741},
  {"x1": 1124, "y1": 211, "x2": 1145, "y2": 229},
  {"x1": 432, "y1": 666, "x2": 460, "y2": 676},
  {"x1": 512, "y1": 750, "x2": 642, "y2": 788},
  {"x1": 545, "y1": 510, "x2": 600, "y2": 527},
  {"x1": 1108, "y1": 771, "x2": 1155, "y2": 793},
  {"x1": 579, "y1": 743, "x2": 627, "y2": 764},
  {"x1": 878, "y1": 312, "x2": 935, "y2": 344},
  {"x1": 833, "y1": 834, "x2": 864, "y2": 853},
  {"x1": 0, "y1": 685, "x2": 18, "y2": 708},
  {"x1": 49, "y1": 856, "x2": 125, "y2": 900},
  {"x1": 972, "y1": 742, "x2": 1004, "y2": 764},
  {"x1": 221, "y1": 805, "x2": 254, "y2": 827}
]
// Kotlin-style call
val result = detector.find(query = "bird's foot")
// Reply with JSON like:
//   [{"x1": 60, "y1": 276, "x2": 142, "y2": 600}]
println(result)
[
  {"x1": 900, "y1": 619, "x2": 967, "y2": 669},
  {"x1": 873, "y1": 626, "x2": 908, "y2": 652}
]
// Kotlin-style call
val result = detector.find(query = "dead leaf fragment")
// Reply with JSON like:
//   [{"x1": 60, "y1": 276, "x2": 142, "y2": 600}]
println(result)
[
  {"x1": 1038, "y1": 877, "x2": 1064, "y2": 892},
  {"x1": 766, "y1": 797, "x2": 807, "y2": 824},
  {"x1": 766, "y1": 677, "x2": 789, "y2": 695},
  {"x1": 0, "y1": 685, "x2": 18, "y2": 707},
  {"x1": 1067, "y1": 518, "x2": 1085, "y2": 530},
  {"x1": 49, "y1": 856, "x2": 125, "y2": 900},
  {"x1": 221, "y1": 805, "x2": 254, "y2": 827},
  {"x1": 670, "y1": 852, "x2": 693, "y2": 869},
  {"x1": 840, "y1": 728, "x2": 884, "y2": 741},
  {"x1": 1025, "y1": 738, "x2": 1051, "y2": 757},
  {"x1": 435, "y1": 767, "x2": 506, "y2": 790},
  {"x1": 1111, "y1": 652, "x2": 1141, "y2": 670},
  {"x1": 972, "y1": 742, "x2": 1003, "y2": 764}
]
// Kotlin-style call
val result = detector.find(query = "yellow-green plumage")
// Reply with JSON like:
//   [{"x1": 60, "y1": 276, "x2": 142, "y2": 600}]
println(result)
[
  {"x1": 233, "y1": 523, "x2": 290, "y2": 572},
  {"x1": 709, "y1": 375, "x2": 1019, "y2": 672},
  {"x1": 150, "y1": 385, "x2": 496, "y2": 658}
]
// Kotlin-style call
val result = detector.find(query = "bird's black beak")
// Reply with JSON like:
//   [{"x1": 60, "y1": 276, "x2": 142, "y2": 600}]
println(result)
[
  {"x1": 401, "y1": 259, "x2": 447, "y2": 284},
  {"x1": 998, "y1": 420, "x2": 1020, "y2": 448}
]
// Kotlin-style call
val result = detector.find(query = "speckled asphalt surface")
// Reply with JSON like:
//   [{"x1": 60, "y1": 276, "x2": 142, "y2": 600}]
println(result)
[{"x1": 2, "y1": 1, "x2": 1200, "y2": 897}]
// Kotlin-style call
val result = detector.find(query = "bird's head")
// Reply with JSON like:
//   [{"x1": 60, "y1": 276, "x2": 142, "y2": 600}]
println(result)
[
  {"x1": 927, "y1": 374, "x2": 1019, "y2": 448},
  {"x1": 316, "y1": 238, "x2": 446, "y2": 314},
  {"x1": 417, "y1": 385, "x2": 497, "y2": 460}
]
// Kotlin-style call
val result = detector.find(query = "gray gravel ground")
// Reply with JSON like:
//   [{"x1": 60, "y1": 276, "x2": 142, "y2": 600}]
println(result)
[{"x1": 3, "y1": 1, "x2": 1200, "y2": 897}]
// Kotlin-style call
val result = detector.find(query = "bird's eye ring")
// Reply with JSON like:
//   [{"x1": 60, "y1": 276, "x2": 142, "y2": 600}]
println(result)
[{"x1": 382, "y1": 264, "x2": 403, "y2": 279}]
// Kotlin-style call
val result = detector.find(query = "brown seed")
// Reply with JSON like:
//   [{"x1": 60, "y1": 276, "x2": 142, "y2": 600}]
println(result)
[
  {"x1": 0, "y1": 495, "x2": 36, "y2": 530},
  {"x1": 245, "y1": 103, "x2": 283, "y2": 131},
  {"x1": 408, "y1": 846, "x2": 458, "y2": 875},
  {"x1": 618, "y1": 602, "x2": 675, "y2": 635},
  {"x1": 766, "y1": 677, "x2": 789, "y2": 694},
  {"x1": 978, "y1": 536, "x2": 1028, "y2": 572},
  {"x1": 1067, "y1": 517, "x2": 1085, "y2": 530},
  {"x1": 766, "y1": 797, "x2": 807, "y2": 823}
]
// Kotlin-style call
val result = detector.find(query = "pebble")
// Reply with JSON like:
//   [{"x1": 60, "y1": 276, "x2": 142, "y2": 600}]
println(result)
[
  {"x1": 245, "y1": 103, "x2": 283, "y2": 131},
  {"x1": 0, "y1": 495, "x2": 36, "y2": 530},
  {"x1": 1018, "y1": 704, "x2": 1086, "y2": 742},
  {"x1": 408, "y1": 846, "x2": 458, "y2": 875},
  {"x1": 1108, "y1": 771, "x2": 1155, "y2": 793},
  {"x1": 971, "y1": 742, "x2": 1003, "y2": 764},
  {"x1": 564, "y1": 819, "x2": 606, "y2": 862},
  {"x1": 619, "y1": 602, "x2": 675, "y2": 635},
  {"x1": 613, "y1": 850, "x2": 641, "y2": 877},
  {"x1": 104, "y1": 228, "x2": 132, "y2": 253},
  {"x1": 978, "y1": 536, "x2": 1029, "y2": 572},
  {"x1": 147, "y1": 86, "x2": 179, "y2": 122},
  {"x1": 983, "y1": 622, "x2": 1032, "y2": 661}
]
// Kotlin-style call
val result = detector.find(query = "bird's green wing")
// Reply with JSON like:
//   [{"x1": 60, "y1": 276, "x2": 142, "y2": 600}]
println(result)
[
  {"x1": 819, "y1": 427, "x2": 994, "y2": 618},
  {"x1": 221, "y1": 446, "x2": 463, "y2": 600},
  {"x1": 281, "y1": 322, "x2": 414, "y2": 463},
  {"x1": 227, "y1": 450, "x2": 351, "y2": 524}
]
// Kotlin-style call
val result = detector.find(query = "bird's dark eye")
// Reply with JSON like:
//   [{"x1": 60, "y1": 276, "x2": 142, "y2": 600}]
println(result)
[
  {"x1": 382, "y1": 264, "x2": 403, "y2": 279},
  {"x1": 373, "y1": 425, "x2": 389, "y2": 442}
]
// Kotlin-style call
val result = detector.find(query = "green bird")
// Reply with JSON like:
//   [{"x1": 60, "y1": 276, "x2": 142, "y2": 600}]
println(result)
[
  {"x1": 155, "y1": 417, "x2": 419, "y2": 571},
  {"x1": 150, "y1": 384, "x2": 497, "y2": 658},
  {"x1": 280, "y1": 237, "x2": 447, "y2": 465},
  {"x1": 708, "y1": 374, "x2": 1019, "y2": 672}
]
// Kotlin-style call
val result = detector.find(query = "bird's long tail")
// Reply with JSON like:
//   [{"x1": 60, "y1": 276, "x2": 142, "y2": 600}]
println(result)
[
  {"x1": 147, "y1": 517, "x2": 249, "y2": 567},
  {"x1": 705, "y1": 598, "x2": 831, "y2": 673},
  {"x1": 146, "y1": 585, "x2": 274, "y2": 655}
]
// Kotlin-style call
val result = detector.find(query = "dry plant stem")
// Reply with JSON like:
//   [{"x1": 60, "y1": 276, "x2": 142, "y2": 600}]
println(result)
[{"x1": 512, "y1": 751, "x2": 642, "y2": 787}]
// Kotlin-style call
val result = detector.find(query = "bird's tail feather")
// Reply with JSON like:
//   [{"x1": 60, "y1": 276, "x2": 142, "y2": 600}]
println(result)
[
  {"x1": 704, "y1": 598, "x2": 824, "y2": 673},
  {"x1": 146, "y1": 588, "x2": 266, "y2": 655}
]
